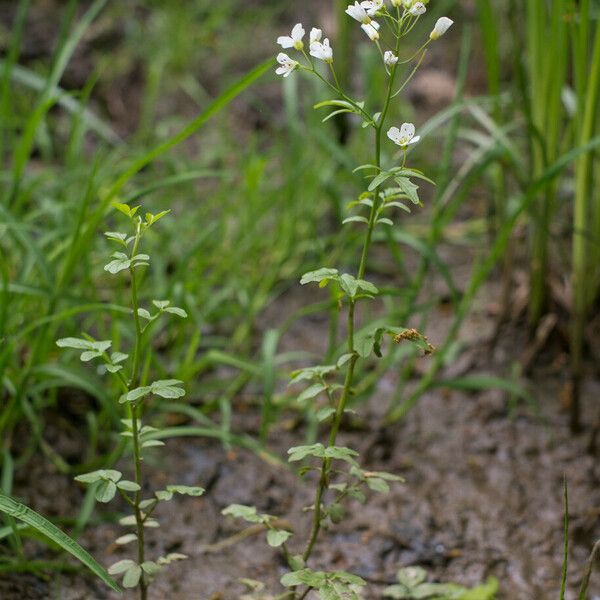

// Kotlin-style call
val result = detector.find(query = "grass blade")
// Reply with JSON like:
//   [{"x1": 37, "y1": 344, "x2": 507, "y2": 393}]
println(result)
[{"x1": 0, "y1": 491, "x2": 120, "y2": 592}]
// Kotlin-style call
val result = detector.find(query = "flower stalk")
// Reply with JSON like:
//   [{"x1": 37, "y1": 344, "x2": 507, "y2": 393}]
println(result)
[{"x1": 224, "y1": 3, "x2": 452, "y2": 598}]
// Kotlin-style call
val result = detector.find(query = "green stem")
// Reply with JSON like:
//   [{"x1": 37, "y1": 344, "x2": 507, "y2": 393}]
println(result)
[
  {"x1": 128, "y1": 222, "x2": 147, "y2": 600},
  {"x1": 578, "y1": 539, "x2": 600, "y2": 600},
  {"x1": 300, "y1": 23, "x2": 403, "y2": 567},
  {"x1": 571, "y1": 14, "x2": 600, "y2": 433}
]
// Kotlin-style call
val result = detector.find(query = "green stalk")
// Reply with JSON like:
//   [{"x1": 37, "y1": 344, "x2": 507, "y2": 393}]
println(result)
[
  {"x1": 570, "y1": 12, "x2": 600, "y2": 433},
  {"x1": 527, "y1": 0, "x2": 568, "y2": 327},
  {"x1": 127, "y1": 223, "x2": 148, "y2": 600},
  {"x1": 301, "y1": 18, "x2": 403, "y2": 567},
  {"x1": 578, "y1": 540, "x2": 600, "y2": 600}
]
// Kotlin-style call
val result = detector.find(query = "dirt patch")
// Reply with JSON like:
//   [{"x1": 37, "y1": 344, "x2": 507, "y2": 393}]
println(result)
[{"x1": 7, "y1": 341, "x2": 600, "y2": 600}]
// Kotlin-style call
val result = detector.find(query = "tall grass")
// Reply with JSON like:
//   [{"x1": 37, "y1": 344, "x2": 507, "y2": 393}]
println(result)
[{"x1": 570, "y1": 2, "x2": 600, "y2": 431}]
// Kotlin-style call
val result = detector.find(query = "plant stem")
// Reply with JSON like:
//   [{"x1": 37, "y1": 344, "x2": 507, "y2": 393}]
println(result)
[
  {"x1": 128, "y1": 223, "x2": 147, "y2": 600},
  {"x1": 570, "y1": 13, "x2": 600, "y2": 433},
  {"x1": 578, "y1": 539, "x2": 600, "y2": 600},
  {"x1": 300, "y1": 22, "x2": 403, "y2": 568}
]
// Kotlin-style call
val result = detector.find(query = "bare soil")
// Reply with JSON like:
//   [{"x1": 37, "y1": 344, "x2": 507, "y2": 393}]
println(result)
[{"x1": 5, "y1": 279, "x2": 600, "y2": 600}]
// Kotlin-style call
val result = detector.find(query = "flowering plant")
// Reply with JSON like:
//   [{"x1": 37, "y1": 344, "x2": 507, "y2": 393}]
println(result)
[
  {"x1": 57, "y1": 208, "x2": 204, "y2": 600},
  {"x1": 227, "y1": 1, "x2": 452, "y2": 598}
]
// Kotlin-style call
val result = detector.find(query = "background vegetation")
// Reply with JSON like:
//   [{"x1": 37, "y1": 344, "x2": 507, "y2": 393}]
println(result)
[{"x1": 0, "y1": 0, "x2": 599, "y2": 598}]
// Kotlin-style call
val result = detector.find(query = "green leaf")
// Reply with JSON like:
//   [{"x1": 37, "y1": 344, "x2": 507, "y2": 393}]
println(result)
[
  {"x1": 75, "y1": 469, "x2": 122, "y2": 484},
  {"x1": 314, "y1": 99, "x2": 356, "y2": 110},
  {"x1": 95, "y1": 480, "x2": 117, "y2": 503},
  {"x1": 281, "y1": 569, "x2": 365, "y2": 596},
  {"x1": 222, "y1": 504, "x2": 272, "y2": 524},
  {"x1": 121, "y1": 386, "x2": 151, "y2": 404},
  {"x1": 281, "y1": 569, "x2": 326, "y2": 588},
  {"x1": 157, "y1": 553, "x2": 188, "y2": 565},
  {"x1": 316, "y1": 407, "x2": 336, "y2": 422},
  {"x1": 117, "y1": 480, "x2": 141, "y2": 492},
  {"x1": 0, "y1": 492, "x2": 120, "y2": 592},
  {"x1": 141, "y1": 440, "x2": 165, "y2": 448},
  {"x1": 337, "y1": 353, "x2": 353, "y2": 368},
  {"x1": 339, "y1": 274, "x2": 359, "y2": 298},
  {"x1": 327, "y1": 503, "x2": 345, "y2": 524},
  {"x1": 155, "y1": 490, "x2": 173, "y2": 501},
  {"x1": 74, "y1": 471, "x2": 103, "y2": 484},
  {"x1": 115, "y1": 534, "x2": 137, "y2": 545},
  {"x1": 56, "y1": 338, "x2": 112, "y2": 365},
  {"x1": 288, "y1": 443, "x2": 325, "y2": 462},
  {"x1": 356, "y1": 279, "x2": 379, "y2": 294},
  {"x1": 300, "y1": 268, "x2": 339, "y2": 285},
  {"x1": 288, "y1": 444, "x2": 358, "y2": 465},
  {"x1": 144, "y1": 518, "x2": 160, "y2": 528},
  {"x1": 366, "y1": 477, "x2": 389, "y2": 493},
  {"x1": 122, "y1": 564, "x2": 142, "y2": 588},
  {"x1": 104, "y1": 231, "x2": 128, "y2": 243},
  {"x1": 290, "y1": 365, "x2": 336, "y2": 384},
  {"x1": 297, "y1": 384, "x2": 327, "y2": 404},
  {"x1": 323, "y1": 446, "x2": 359, "y2": 465},
  {"x1": 288, "y1": 555, "x2": 305, "y2": 571},
  {"x1": 266, "y1": 528, "x2": 292, "y2": 547},
  {"x1": 342, "y1": 216, "x2": 369, "y2": 225},
  {"x1": 150, "y1": 379, "x2": 185, "y2": 399},
  {"x1": 111, "y1": 352, "x2": 128, "y2": 364},
  {"x1": 137, "y1": 308, "x2": 152, "y2": 320},
  {"x1": 384, "y1": 201, "x2": 411, "y2": 213},
  {"x1": 165, "y1": 306, "x2": 188, "y2": 318},
  {"x1": 104, "y1": 256, "x2": 132, "y2": 274},
  {"x1": 145, "y1": 210, "x2": 170, "y2": 225},
  {"x1": 391, "y1": 167, "x2": 435, "y2": 185},
  {"x1": 166, "y1": 485, "x2": 205, "y2": 497},
  {"x1": 141, "y1": 561, "x2": 161, "y2": 576},
  {"x1": 121, "y1": 380, "x2": 184, "y2": 404},
  {"x1": 394, "y1": 177, "x2": 421, "y2": 205},
  {"x1": 397, "y1": 566, "x2": 427, "y2": 588},
  {"x1": 368, "y1": 171, "x2": 394, "y2": 191},
  {"x1": 322, "y1": 108, "x2": 355, "y2": 123},
  {"x1": 108, "y1": 559, "x2": 136, "y2": 575},
  {"x1": 112, "y1": 202, "x2": 139, "y2": 218},
  {"x1": 352, "y1": 163, "x2": 380, "y2": 173},
  {"x1": 56, "y1": 337, "x2": 95, "y2": 350}
]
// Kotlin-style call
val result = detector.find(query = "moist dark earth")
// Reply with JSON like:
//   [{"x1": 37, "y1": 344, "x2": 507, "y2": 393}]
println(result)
[{"x1": 4, "y1": 280, "x2": 600, "y2": 599}]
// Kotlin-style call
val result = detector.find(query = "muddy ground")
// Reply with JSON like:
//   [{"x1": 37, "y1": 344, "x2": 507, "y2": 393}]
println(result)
[{"x1": 4, "y1": 269, "x2": 600, "y2": 600}]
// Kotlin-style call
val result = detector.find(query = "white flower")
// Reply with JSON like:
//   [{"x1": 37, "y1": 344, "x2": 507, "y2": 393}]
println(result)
[
  {"x1": 360, "y1": 0, "x2": 384, "y2": 16},
  {"x1": 384, "y1": 51, "x2": 398, "y2": 66},
  {"x1": 346, "y1": 1, "x2": 372, "y2": 24},
  {"x1": 277, "y1": 23, "x2": 306, "y2": 50},
  {"x1": 430, "y1": 17, "x2": 453, "y2": 40},
  {"x1": 387, "y1": 123, "x2": 420, "y2": 147},
  {"x1": 361, "y1": 21, "x2": 380, "y2": 41},
  {"x1": 310, "y1": 28, "x2": 322, "y2": 44},
  {"x1": 310, "y1": 38, "x2": 333, "y2": 63},
  {"x1": 276, "y1": 53, "x2": 299, "y2": 78},
  {"x1": 409, "y1": 2, "x2": 426, "y2": 15}
]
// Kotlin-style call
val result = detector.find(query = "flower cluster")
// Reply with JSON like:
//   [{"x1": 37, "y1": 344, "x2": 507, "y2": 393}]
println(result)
[
  {"x1": 275, "y1": 0, "x2": 452, "y2": 79},
  {"x1": 275, "y1": 2, "x2": 453, "y2": 152}
]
